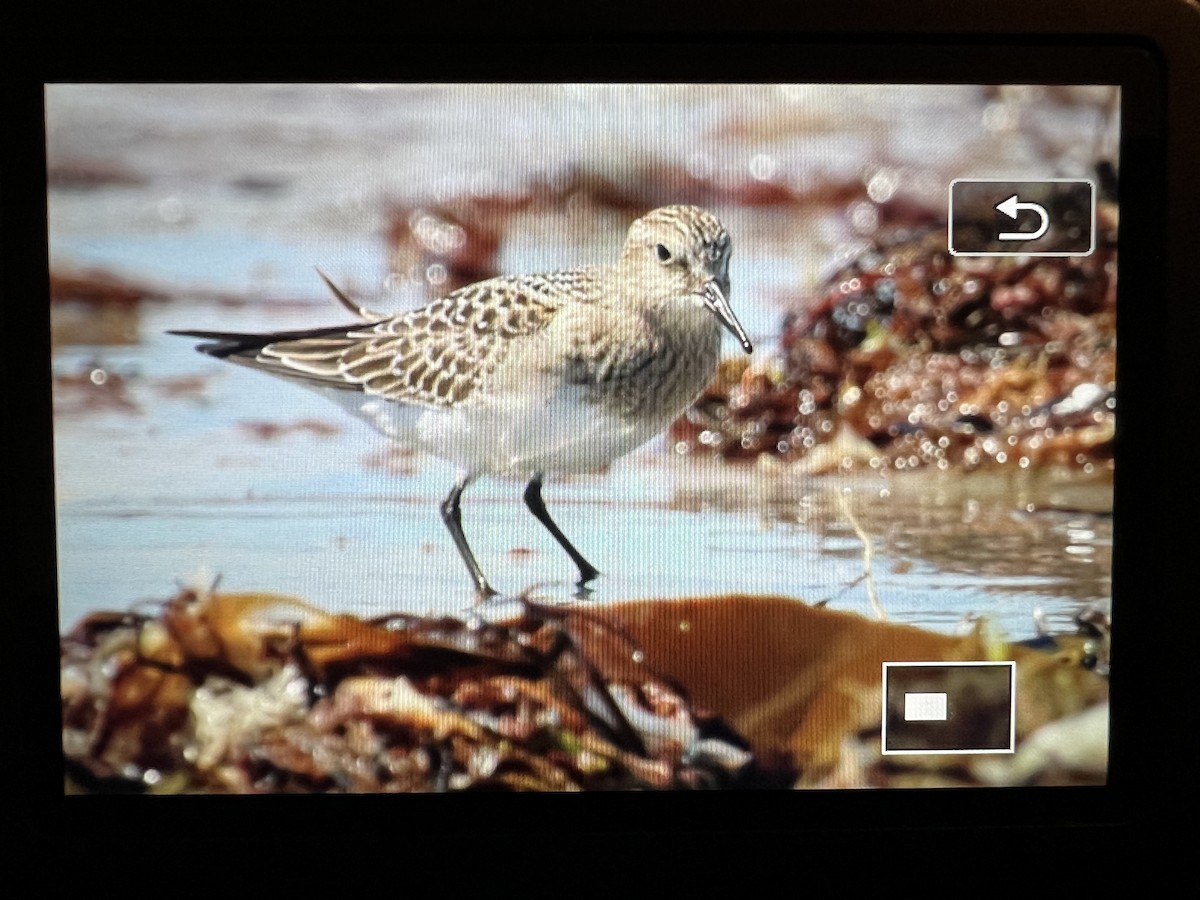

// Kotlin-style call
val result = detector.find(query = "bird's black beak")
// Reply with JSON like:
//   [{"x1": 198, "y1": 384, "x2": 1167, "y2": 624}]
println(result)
[{"x1": 702, "y1": 281, "x2": 753, "y2": 353}]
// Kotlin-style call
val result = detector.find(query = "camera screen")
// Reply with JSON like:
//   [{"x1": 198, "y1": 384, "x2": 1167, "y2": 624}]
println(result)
[{"x1": 52, "y1": 83, "x2": 1116, "y2": 792}]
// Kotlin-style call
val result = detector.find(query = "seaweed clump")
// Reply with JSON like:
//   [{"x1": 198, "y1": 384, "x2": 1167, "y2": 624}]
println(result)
[
  {"x1": 672, "y1": 210, "x2": 1117, "y2": 474},
  {"x1": 61, "y1": 588, "x2": 782, "y2": 793}
]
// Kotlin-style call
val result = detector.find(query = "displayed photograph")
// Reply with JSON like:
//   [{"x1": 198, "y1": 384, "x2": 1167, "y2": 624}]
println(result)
[{"x1": 52, "y1": 83, "x2": 1116, "y2": 791}]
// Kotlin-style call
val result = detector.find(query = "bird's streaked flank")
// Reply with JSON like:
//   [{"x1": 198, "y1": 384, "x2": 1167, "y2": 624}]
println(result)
[{"x1": 173, "y1": 204, "x2": 753, "y2": 599}]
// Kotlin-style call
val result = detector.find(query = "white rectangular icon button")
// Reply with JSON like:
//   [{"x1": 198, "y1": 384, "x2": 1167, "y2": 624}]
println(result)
[
  {"x1": 904, "y1": 692, "x2": 948, "y2": 721},
  {"x1": 948, "y1": 179, "x2": 1095, "y2": 257},
  {"x1": 883, "y1": 662, "x2": 1016, "y2": 754}
]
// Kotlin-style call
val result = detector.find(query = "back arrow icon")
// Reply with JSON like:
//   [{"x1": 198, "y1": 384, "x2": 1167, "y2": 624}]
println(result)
[{"x1": 995, "y1": 194, "x2": 1049, "y2": 241}]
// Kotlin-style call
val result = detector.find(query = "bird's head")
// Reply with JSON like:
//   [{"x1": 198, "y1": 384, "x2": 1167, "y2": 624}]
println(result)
[{"x1": 621, "y1": 205, "x2": 752, "y2": 354}]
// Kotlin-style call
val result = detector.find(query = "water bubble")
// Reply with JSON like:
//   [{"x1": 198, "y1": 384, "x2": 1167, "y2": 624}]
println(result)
[
  {"x1": 982, "y1": 102, "x2": 1018, "y2": 131},
  {"x1": 848, "y1": 201, "x2": 879, "y2": 234},
  {"x1": 866, "y1": 168, "x2": 900, "y2": 203},
  {"x1": 749, "y1": 154, "x2": 776, "y2": 182}
]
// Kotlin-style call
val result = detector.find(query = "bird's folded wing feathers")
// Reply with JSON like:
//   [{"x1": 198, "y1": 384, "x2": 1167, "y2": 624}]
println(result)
[{"x1": 175, "y1": 273, "x2": 579, "y2": 407}]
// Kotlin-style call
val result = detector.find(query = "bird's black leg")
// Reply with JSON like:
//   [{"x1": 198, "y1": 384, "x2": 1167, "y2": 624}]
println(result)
[
  {"x1": 440, "y1": 475, "x2": 496, "y2": 600},
  {"x1": 523, "y1": 473, "x2": 601, "y2": 588}
]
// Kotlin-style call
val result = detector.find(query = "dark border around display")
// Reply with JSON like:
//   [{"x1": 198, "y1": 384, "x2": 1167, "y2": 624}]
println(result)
[{"x1": 5, "y1": 1, "x2": 1196, "y2": 863}]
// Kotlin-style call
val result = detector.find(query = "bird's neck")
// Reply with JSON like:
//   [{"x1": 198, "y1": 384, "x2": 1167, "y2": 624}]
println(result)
[{"x1": 642, "y1": 295, "x2": 721, "y2": 345}]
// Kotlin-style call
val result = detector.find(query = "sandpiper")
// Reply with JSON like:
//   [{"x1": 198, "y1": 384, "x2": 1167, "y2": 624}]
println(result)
[{"x1": 173, "y1": 205, "x2": 753, "y2": 598}]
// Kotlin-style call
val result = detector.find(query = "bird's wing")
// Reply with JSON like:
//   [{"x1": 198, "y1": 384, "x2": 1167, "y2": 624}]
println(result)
[{"x1": 175, "y1": 271, "x2": 596, "y2": 408}]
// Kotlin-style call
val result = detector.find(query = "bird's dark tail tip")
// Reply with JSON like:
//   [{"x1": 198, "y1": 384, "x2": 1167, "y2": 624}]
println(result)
[
  {"x1": 169, "y1": 323, "x2": 360, "y2": 359},
  {"x1": 167, "y1": 330, "x2": 266, "y2": 359}
]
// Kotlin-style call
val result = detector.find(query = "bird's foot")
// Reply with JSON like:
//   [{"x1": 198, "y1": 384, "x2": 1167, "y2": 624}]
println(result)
[{"x1": 572, "y1": 566, "x2": 601, "y2": 599}]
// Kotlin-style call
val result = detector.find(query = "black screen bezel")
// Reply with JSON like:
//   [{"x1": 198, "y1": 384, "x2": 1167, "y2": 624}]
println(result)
[{"x1": 8, "y1": 1, "x2": 1196, "y2": 860}]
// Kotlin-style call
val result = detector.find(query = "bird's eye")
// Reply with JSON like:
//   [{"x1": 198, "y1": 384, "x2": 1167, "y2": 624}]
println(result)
[{"x1": 655, "y1": 243, "x2": 672, "y2": 262}]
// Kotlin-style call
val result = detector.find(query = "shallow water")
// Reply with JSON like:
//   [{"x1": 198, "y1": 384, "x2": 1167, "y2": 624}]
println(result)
[{"x1": 47, "y1": 84, "x2": 1116, "y2": 640}]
